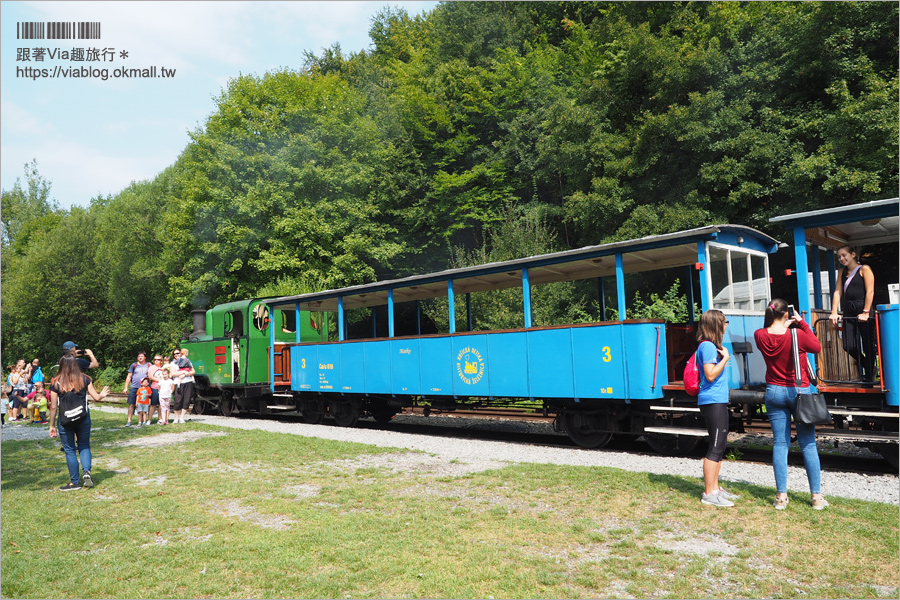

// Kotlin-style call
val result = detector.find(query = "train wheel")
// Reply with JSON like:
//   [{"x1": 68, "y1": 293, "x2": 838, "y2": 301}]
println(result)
[
  {"x1": 300, "y1": 399, "x2": 325, "y2": 424},
  {"x1": 192, "y1": 397, "x2": 208, "y2": 415},
  {"x1": 329, "y1": 400, "x2": 360, "y2": 427},
  {"x1": 302, "y1": 411, "x2": 325, "y2": 424},
  {"x1": 219, "y1": 393, "x2": 235, "y2": 417},
  {"x1": 874, "y1": 443, "x2": 899, "y2": 470},
  {"x1": 563, "y1": 412, "x2": 613, "y2": 449}
]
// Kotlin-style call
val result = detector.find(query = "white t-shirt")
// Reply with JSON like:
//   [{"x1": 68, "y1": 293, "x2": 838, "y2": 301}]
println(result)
[{"x1": 158, "y1": 379, "x2": 175, "y2": 399}]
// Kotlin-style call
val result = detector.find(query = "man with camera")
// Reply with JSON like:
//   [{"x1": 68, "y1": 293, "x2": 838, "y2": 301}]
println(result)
[{"x1": 61, "y1": 341, "x2": 99, "y2": 372}]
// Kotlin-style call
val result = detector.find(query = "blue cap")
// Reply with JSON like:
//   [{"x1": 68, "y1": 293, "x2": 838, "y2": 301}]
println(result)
[{"x1": 62, "y1": 341, "x2": 78, "y2": 351}]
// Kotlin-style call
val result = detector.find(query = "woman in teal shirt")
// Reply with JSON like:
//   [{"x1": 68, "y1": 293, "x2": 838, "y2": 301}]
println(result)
[{"x1": 696, "y1": 309, "x2": 736, "y2": 507}]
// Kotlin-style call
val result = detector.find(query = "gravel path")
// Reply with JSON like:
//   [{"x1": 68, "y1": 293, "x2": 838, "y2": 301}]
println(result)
[{"x1": 4, "y1": 406, "x2": 897, "y2": 506}]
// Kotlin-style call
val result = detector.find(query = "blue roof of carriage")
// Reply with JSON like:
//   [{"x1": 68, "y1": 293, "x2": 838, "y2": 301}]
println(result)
[
  {"x1": 266, "y1": 224, "x2": 779, "y2": 311},
  {"x1": 770, "y1": 198, "x2": 898, "y2": 247}
]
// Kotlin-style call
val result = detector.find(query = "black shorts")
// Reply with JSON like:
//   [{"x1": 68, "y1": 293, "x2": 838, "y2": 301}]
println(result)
[
  {"x1": 699, "y1": 403, "x2": 729, "y2": 462},
  {"x1": 12, "y1": 392, "x2": 28, "y2": 409},
  {"x1": 126, "y1": 388, "x2": 139, "y2": 406},
  {"x1": 150, "y1": 389, "x2": 159, "y2": 406},
  {"x1": 173, "y1": 382, "x2": 194, "y2": 412}
]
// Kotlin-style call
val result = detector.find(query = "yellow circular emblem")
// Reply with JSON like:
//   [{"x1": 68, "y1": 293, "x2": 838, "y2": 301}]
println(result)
[{"x1": 455, "y1": 346, "x2": 485, "y2": 385}]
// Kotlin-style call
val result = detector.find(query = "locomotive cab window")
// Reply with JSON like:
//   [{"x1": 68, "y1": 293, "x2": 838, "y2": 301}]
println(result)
[
  {"x1": 709, "y1": 243, "x2": 770, "y2": 312},
  {"x1": 252, "y1": 304, "x2": 270, "y2": 331},
  {"x1": 224, "y1": 310, "x2": 244, "y2": 337}
]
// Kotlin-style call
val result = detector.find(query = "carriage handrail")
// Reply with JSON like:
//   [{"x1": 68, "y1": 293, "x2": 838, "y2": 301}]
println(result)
[{"x1": 812, "y1": 314, "x2": 882, "y2": 387}]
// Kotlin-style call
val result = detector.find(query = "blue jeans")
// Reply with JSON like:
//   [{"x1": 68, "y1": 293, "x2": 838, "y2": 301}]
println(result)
[
  {"x1": 765, "y1": 384, "x2": 821, "y2": 494},
  {"x1": 58, "y1": 412, "x2": 92, "y2": 485}
]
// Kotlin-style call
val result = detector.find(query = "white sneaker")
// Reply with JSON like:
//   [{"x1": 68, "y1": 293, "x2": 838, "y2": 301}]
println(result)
[{"x1": 701, "y1": 491, "x2": 734, "y2": 507}]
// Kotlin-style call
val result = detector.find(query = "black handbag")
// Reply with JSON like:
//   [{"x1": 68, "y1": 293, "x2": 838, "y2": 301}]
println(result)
[
  {"x1": 796, "y1": 391, "x2": 833, "y2": 425},
  {"x1": 791, "y1": 327, "x2": 832, "y2": 426}
]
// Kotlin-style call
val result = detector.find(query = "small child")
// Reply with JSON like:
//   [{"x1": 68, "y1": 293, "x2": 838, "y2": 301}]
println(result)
[
  {"x1": 135, "y1": 377, "x2": 152, "y2": 427},
  {"x1": 26, "y1": 382, "x2": 49, "y2": 424},
  {"x1": 1, "y1": 393, "x2": 8, "y2": 426},
  {"x1": 157, "y1": 367, "x2": 174, "y2": 425}
]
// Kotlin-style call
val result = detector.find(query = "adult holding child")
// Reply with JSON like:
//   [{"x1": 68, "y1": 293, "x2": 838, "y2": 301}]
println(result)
[
  {"x1": 828, "y1": 245, "x2": 877, "y2": 381},
  {"x1": 695, "y1": 310, "x2": 738, "y2": 508},
  {"x1": 755, "y1": 298, "x2": 827, "y2": 510},
  {"x1": 48, "y1": 356, "x2": 110, "y2": 491},
  {"x1": 172, "y1": 348, "x2": 195, "y2": 424},
  {"x1": 8, "y1": 361, "x2": 28, "y2": 421}
]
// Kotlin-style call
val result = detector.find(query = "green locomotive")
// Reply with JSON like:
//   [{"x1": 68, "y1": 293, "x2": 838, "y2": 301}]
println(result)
[{"x1": 180, "y1": 298, "x2": 325, "y2": 416}]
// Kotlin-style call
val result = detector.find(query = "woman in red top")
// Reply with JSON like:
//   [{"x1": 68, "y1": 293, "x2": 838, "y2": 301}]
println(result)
[{"x1": 754, "y1": 298, "x2": 827, "y2": 510}]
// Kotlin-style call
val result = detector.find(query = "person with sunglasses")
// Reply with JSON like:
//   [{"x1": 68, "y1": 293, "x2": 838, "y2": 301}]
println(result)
[{"x1": 147, "y1": 355, "x2": 165, "y2": 424}]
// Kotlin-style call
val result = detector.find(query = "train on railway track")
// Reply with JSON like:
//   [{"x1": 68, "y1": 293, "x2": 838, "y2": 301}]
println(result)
[{"x1": 180, "y1": 199, "x2": 899, "y2": 466}]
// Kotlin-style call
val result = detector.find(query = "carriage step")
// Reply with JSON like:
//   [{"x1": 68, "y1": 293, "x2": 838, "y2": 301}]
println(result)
[
  {"x1": 815, "y1": 429, "x2": 899, "y2": 444},
  {"x1": 826, "y1": 409, "x2": 899, "y2": 418},
  {"x1": 266, "y1": 404, "x2": 296, "y2": 411},
  {"x1": 643, "y1": 427, "x2": 708, "y2": 437},
  {"x1": 650, "y1": 405, "x2": 702, "y2": 413}
]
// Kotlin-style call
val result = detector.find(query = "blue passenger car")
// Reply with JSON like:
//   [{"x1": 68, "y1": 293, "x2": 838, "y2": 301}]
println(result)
[{"x1": 263, "y1": 225, "x2": 780, "y2": 451}]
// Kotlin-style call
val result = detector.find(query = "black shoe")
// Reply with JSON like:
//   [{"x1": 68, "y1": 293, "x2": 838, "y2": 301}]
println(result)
[
  {"x1": 59, "y1": 482, "x2": 83, "y2": 491},
  {"x1": 82, "y1": 472, "x2": 93, "y2": 488}
]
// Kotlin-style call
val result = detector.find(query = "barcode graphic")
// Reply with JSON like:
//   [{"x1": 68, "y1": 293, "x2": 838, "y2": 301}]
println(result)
[{"x1": 17, "y1": 21, "x2": 100, "y2": 39}]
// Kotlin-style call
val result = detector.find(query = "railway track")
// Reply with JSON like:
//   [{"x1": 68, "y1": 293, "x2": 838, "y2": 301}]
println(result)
[
  {"x1": 98, "y1": 395, "x2": 896, "y2": 474},
  {"x1": 237, "y1": 408, "x2": 897, "y2": 476}
]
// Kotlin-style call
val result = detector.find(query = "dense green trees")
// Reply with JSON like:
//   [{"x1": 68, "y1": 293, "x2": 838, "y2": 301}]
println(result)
[{"x1": 2, "y1": 1, "x2": 897, "y2": 368}]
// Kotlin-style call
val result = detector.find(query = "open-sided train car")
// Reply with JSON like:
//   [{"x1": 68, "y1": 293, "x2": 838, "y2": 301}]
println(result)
[
  {"x1": 181, "y1": 200, "x2": 898, "y2": 464},
  {"x1": 771, "y1": 198, "x2": 899, "y2": 466},
  {"x1": 238, "y1": 224, "x2": 779, "y2": 453}
]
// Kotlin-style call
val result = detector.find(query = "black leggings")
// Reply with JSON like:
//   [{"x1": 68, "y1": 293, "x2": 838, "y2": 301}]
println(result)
[{"x1": 699, "y1": 403, "x2": 729, "y2": 462}]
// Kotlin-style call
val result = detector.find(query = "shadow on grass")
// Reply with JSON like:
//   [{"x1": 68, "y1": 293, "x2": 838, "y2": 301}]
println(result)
[
  {"x1": 0, "y1": 412, "x2": 154, "y2": 492},
  {"x1": 647, "y1": 472, "x2": 778, "y2": 505}
]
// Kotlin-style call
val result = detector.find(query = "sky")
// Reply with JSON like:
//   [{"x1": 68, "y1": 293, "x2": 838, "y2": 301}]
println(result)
[{"x1": 0, "y1": 0, "x2": 439, "y2": 209}]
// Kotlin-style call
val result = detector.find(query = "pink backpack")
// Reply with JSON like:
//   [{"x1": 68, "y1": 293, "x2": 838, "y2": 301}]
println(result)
[{"x1": 683, "y1": 349, "x2": 701, "y2": 396}]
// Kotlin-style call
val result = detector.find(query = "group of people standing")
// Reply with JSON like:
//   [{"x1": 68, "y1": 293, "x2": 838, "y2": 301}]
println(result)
[
  {"x1": 3, "y1": 358, "x2": 48, "y2": 424},
  {"x1": 697, "y1": 244, "x2": 878, "y2": 510},
  {"x1": 695, "y1": 303, "x2": 828, "y2": 510},
  {"x1": 2, "y1": 342, "x2": 194, "y2": 492},
  {"x1": 122, "y1": 348, "x2": 195, "y2": 427}
]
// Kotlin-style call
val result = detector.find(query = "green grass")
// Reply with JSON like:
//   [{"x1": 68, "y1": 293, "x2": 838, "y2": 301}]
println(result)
[{"x1": 2, "y1": 411, "x2": 898, "y2": 599}]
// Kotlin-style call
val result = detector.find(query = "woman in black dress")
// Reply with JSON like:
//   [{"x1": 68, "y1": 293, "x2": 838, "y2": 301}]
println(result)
[{"x1": 829, "y1": 245, "x2": 876, "y2": 381}]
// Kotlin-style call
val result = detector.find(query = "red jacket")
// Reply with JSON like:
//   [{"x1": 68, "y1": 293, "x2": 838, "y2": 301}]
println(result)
[{"x1": 754, "y1": 319, "x2": 821, "y2": 387}]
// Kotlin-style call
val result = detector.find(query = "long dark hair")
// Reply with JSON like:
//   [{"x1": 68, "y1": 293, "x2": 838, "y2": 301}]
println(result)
[
  {"x1": 56, "y1": 356, "x2": 88, "y2": 393},
  {"x1": 764, "y1": 298, "x2": 789, "y2": 328},
  {"x1": 696, "y1": 310, "x2": 725, "y2": 349}
]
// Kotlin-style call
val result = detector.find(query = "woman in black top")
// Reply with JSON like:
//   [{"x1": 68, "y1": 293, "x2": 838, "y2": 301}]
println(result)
[
  {"x1": 829, "y1": 245, "x2": 876, "y2": 381},
  {"x1": 48, "y1": 356, "x2": 109, "y2": 491}
]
